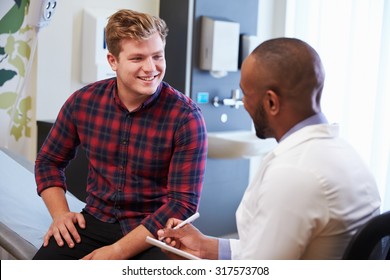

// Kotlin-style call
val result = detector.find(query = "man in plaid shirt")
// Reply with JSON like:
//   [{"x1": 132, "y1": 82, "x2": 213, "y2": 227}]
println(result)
[{"x1": 33, "y1": 9, "x2": 207, "y2": 260}]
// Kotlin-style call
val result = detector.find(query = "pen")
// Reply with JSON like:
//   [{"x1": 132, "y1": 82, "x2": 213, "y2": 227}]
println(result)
[
  {"x1": 159, "y1": 212, "x2": 200, "y2": 242},
  {"x1": 173, "y1": 212, "x2": 200, "y2": 229}
]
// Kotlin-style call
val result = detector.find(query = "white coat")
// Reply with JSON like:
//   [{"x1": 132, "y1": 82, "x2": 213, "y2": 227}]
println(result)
[{"x1": 230, "y1": 124, "x2": 381, "y2": 259}]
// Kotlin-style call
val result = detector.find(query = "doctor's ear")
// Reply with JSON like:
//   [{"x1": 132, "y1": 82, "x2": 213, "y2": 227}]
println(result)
[{"x1": 264, "y1": 90, "x2": 280, "y2": 116}]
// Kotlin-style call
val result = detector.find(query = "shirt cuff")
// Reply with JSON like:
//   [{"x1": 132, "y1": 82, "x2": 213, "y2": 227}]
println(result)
[{"x1": 218, "y1": 238, "x2": 232, "y2": 260}]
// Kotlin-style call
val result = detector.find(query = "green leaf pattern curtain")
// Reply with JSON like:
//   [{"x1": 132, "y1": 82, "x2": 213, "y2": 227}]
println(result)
[{"x1": 0, "y1": 0, "x2": 36, "y2": 159}]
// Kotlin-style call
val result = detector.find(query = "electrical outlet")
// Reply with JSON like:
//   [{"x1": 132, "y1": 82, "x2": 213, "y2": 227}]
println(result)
[
  {"x1": 38, "y1": 0, "x2": 57, "y2": 27},
  {"x1": 28, "y1": 0, "x2": 58, "y2": 28}
]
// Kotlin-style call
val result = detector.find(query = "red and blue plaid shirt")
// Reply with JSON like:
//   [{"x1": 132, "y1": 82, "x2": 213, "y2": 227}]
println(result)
[{"x1": 35, "y1": 78, "x2": 207, "y2": 236}]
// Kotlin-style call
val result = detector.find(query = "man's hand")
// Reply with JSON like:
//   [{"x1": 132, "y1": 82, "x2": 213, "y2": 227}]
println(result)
[
  {"x1": 44, "y1": 211, "x2": 85, "y2": 248},
  {"x1": 157, "y1": 218, "x2": 210, "y2": 259}
]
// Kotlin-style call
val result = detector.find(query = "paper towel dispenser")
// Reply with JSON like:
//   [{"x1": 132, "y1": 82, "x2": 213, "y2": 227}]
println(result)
[
  {"x1": 199, "y1": 16, "x2": 240, "y2": 77},
  {"x1": 81, "y1": 9, "x2": 116, "y2": 84}
]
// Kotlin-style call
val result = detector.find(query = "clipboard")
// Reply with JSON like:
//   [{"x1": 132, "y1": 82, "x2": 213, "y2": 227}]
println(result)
[{"x1": 145, "y1": 236, "x2": 201, "y2": 260}]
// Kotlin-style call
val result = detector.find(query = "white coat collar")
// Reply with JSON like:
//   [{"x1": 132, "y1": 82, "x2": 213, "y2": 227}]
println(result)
[{"x1": 272, "y1": 123, "x2": 340, "y2": 157}]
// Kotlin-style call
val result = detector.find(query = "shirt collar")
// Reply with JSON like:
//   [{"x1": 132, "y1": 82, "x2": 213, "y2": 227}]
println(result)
[
  {"x1": 279, "y1": 112, "x2": 328, "y2": 142},
  {"x1": 112, "y1": 81, "x2": 163, "y2": 111},
  {"x1": 142, "y1": 82, "x2": 163, "y2": 108}
]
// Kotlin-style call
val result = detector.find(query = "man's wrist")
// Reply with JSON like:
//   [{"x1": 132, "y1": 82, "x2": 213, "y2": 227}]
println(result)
[{"x1": 200, "y1": 236, "x2": 219, "y2": 260}]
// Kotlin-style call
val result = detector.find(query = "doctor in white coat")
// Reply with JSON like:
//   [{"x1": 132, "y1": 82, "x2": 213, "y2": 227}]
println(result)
[{"x1": 157, "y1": 37, "x2": 381, "y2": 259}]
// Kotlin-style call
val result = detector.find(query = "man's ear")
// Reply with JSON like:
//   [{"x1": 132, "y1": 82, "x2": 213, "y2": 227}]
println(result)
[
  {"x1": 107, "y1": 53, "x2": 117, "y2": 71},
  {"x1": 264, "y1": 90, "x2": 280, "y2": 116}
]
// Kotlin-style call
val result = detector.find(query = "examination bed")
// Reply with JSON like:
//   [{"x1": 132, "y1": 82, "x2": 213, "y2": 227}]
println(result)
[{"x1": 0, "y1": 148, "x2": 85, "y2": 259}]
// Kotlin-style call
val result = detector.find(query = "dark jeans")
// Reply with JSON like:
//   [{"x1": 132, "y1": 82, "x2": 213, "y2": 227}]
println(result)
[{"x1": 32, "y1": 211, "x2": 168, "y2": 260}]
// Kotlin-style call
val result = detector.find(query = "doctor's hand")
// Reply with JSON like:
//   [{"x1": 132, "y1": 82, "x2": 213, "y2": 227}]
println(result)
[
  {"x1": 44, "y1": 211, "x2": 85, "y2": 248},
  {"x1": 157, "y1": 218, "x2": 219, "y2": 260}
]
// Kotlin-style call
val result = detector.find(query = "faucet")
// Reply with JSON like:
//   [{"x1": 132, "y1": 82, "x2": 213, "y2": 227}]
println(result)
[{"x1": 213, "y1": 89, "x2": 244, "y2": 109}]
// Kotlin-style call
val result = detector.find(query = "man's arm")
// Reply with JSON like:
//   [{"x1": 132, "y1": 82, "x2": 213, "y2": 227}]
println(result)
[
  {"x1": 82, "y1": 218, "x2": 219, "y2": 260},
  {"x1": 81, "y1": 224, "x2": 154, "y2": 260}
]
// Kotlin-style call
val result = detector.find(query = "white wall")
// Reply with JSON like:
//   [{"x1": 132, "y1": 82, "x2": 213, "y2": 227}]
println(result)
[
  {"x1": 35, "y1": 0, "x2": 159, "y2": 121},
  {"x1": 257, "y1": 0, "x2": 286, "y2": 41}
]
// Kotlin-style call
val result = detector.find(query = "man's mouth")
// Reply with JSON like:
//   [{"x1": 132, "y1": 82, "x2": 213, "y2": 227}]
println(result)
[{"x1": 139, "y1": 75, "x2": 158, "y2": 81}]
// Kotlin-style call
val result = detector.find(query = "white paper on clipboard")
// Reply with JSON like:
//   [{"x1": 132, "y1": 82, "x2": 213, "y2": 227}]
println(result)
[{"x1": 145, "y1": 236, "x2": 201, "y2": 260}]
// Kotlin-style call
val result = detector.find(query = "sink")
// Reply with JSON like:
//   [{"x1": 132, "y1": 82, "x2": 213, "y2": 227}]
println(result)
[{"x1": 207, "y1": 130, "x2": 277, "y2": 159}]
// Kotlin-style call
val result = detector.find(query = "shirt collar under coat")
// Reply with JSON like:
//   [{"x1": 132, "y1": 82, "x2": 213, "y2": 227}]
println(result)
[{"x1": 279, "y1": 112, "x2": 329, "y2": 142}]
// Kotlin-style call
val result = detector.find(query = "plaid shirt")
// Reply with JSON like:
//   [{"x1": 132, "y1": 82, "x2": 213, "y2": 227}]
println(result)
[{"x1": 35, "y1": 78, "x2": 207, "y2": 236}]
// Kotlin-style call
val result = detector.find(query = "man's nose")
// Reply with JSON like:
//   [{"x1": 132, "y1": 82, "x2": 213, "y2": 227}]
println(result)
[{"x1": 142, "y1": 57, "x2": 156, "y2": 72}]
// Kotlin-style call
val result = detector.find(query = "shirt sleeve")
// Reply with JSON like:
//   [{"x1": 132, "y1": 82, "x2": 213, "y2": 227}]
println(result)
[
  {"x1": 35, "y1": 94, "x2": 79, "y2": 195},
  {"x1": 218, "y1": 238, "x2": 233, "y2": 260},
  {"x1": 140, "y1": 107, "x2": 208, "y2": 236}
]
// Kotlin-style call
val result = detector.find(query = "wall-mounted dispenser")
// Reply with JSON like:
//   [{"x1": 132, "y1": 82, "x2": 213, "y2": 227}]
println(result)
[
  {"x1": 81, "y1": 9, "x2": 116, "y2": 84},
  {"x1": 240, "y1": 35, "x2": 261, "y2": 65},
  {"x1": 199, "y1": 16, "x2": 240, "y2": 78}
]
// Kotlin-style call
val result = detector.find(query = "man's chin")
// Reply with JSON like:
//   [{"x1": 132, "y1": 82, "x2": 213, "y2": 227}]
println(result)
[
  {"x1": 255, "y1": 131, "x2": 270, "y2": 140},
  {"x1": 138, "y1": 84, "x2": 159, "y2": 96},
  {"x1": 139, "y1": 80, "x2": 161, "y2": 94},
  {"x1": 255, "y1": 132, "x2": 265, "y2": 139}
]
